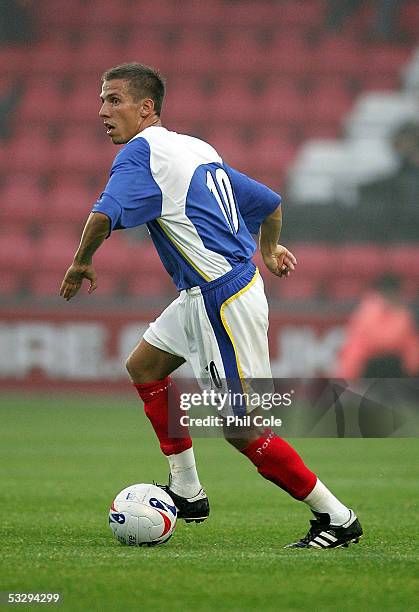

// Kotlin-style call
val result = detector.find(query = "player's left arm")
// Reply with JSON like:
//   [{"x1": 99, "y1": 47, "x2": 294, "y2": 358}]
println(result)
[
  {"x1": 59, "y1": 212, "x2": 110, "y2": 301},
  {"x1": 259, "y1": 205, "x2": 297, "y2": 278}
]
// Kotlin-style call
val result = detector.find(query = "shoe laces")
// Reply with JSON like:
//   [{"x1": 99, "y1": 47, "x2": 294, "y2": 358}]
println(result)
[{"x1": 153, "y1": 480, "x2": 168, "y2": 492}]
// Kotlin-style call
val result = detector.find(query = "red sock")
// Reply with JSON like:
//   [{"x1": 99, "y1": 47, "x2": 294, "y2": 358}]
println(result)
[
  {"x1": 241, "y1": 430, "x2": 317, "y2": 500},
  {"x1": 134, "y1": 376, "x2": 192, "y2": 456}
]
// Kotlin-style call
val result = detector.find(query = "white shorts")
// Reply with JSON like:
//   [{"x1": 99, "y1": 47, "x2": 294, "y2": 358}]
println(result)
[{"x1": 143, "y1": 261, "x2": 273, "y2": 414}]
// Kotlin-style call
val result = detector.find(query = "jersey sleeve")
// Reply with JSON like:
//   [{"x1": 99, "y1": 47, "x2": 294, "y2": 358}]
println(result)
[
  {"x1": 224, "y1": 164, "x2": 281, "y2": 235},
  {"x1": 92, "y1": 137, "x2": 162, "y2": 232}
]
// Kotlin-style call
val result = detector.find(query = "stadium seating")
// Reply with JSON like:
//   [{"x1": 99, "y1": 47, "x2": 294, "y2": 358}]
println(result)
[
  {"x1": 46, "y1": 179, "x2": 96, "y2": 223},
  {"x1": 0, "y1": 233, "x2": 34, "y2": 273},
  {"x1": 0, "y1": 272, "x2": 22, "y2": 296},
  {"x1": 0, "y1": 0, "x2": 416, "y2": 302},
  {"x1": 345, "y1": 91, "x2": 419, "y2": 140},
  {"x1": 311, "y1": 37, "x2": 363, "y2": 78},
  {"x1": 1, "y1": 175, "x2": 45, "y2": 227},
  {"x1": 287, "y1": 136, "x2": 399, "y2": 205},
  {"x1": 388, "y1": 245, "x2": 419, "y2": 278},
  {"x1": 10, "y1": 133, "x2": 54, "y2": 174}
]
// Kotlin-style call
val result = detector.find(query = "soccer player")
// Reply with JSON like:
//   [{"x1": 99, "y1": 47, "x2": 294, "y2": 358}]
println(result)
[{"x1": 60, "y1": 63, "x2": 362, "y2": 549}]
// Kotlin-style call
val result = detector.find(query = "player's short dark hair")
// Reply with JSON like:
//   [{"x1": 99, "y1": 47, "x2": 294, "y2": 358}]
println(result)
[{"x1": 102, "y1": 62, "x2": 166, "y2": 115}]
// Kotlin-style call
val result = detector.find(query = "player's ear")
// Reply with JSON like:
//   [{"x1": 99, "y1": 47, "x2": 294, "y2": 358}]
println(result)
[{"x1": 140, "y1": 98, "x2": 155, "y2": 117}]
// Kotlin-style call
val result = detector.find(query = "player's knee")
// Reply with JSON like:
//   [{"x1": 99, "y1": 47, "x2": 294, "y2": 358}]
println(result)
[
  {"x1": 223, "y1": 418, "x2": 263, "y2": 451},
  {"x1": 125, "y1": 354, "x2": 135, "y2": 377},
  {"x1": 126, "y1": 353, "x2": 145, "y2": 382},
  {"x1": 126, "y1": 353, "x2": 157, "y2": 384}
]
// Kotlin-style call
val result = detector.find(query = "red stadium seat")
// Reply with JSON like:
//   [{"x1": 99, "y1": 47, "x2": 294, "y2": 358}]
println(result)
[
  {"x1": 302, "y1": 123, "x2": 341, "y2": 140},
  {"x1": 17, "y1": 78, "x2": 64, "y2": 124},
  {"x1": 127, "y1": 241, "x2": 167, "y2": 276},
  {"x1": 124, "y1": 36, "x2": 174, "y2": 74},
  {"x1": 36, "y1": 235, "x2": 79, "y2": 273},
  {"x1": 328, "y1": 278, "x2": 369, "y2": 301},
  {"x1": 360, "y1": 72, "x2": 401, "y2": 92},
  {"x1": 29, "y1": 271, "x2": 121, "y2": 297},
  {"x1": 312, "y1": 37, "x2": 363, "y2": 77},
  {"x1": 210, "y1": 83, "x2": 257, "y2": 123},
  {"x1": 222, "y1": 1, "x2": 323, "y2": 28},
  {"x1": 388, "y1": 246, "x2": 419, "y2": 279},
  {"x1": 65, "y1": 81, "x2": 103, "y2": 122},
  {"x1": 9, "y1": 135, "x2": 53, "y2": 173},
  {"x1": 126, "y1": 0, "x2": 178, "y2": 26},
  {"x1": 123, "y1": 240, "x2": 175, "y2": 297},
  {"x1": 29, "y1": 40, "x2": 76, "y2": 75},
  {"x1": 70, "y1": 40, "x2": 127, "y2": 76},
  {"x1": 164, "y1": 84, "x2": 209, "y2": 124},
  {"x1": 0, "y1": 175, "x2": 45, "y2": 224},
  {"x1": 35, "y1": 0, "x2": 87, "y2": 28},
  {"x1": 28, "y1": 271, "x2": 70, "y2": 297},
  {"x1": 57, "y1": 124, "x2": 106, "y2": 145},
  {"x1": 310, "y1": 85, "x2": 354, "y2": 127},
  {"x1": 266, "y1": 276, "x2": 319, "y2": 300},
  {"x1": 265, "y1": 34, "x2": 313, "y2": 76},
  {"x1": 56, "y1": 134, "x2": 115, "y2": 174},
  {"x1": 0, "y1": 271, "x2": 22, "y2": 296},
  {"x1": 402, "y1": 278, "x2": 419, "y2": 301},
  {"x1": 249, "y1": 135, "x2": 297, "y2": 177},
  {"x1": 168, "y1": 34, "x2": 221, "y2": 74},
  {"x1": 0, "y1": 46, "x2": 28, "y2": 77},
  {"x1": 83, "y1": 0, "x2": 132, "y2": 28},
  {"x1": 255, "y1": 251, "x2": 321, "y2": 300},
  {"x1": 288, "y1": 243, "x2": 339, "y2": 280},
  {"x1": 272, "y1": 0, "x2": 324, "y2": 27},
  {"x1": 220, "y1": 33, "x2": 269, "y2": 73},
  {"x1": 127, "y1": 272, "x2": 173, "y2": 298},
  {"x1": 399, "y1": 0, "x2": 419, "y2": 37},
  {"x1": 46, "y1": 180, "x2": 95, "y2": 223},
  {"x1": 94, "y1": 237, "x2": 132, "y2": 275},
  {"x1": 0, "y1": 233, "x2": 34, "y2": 273},
  {"x1": 206, "y1": 134, "x2": 250, "y2": 173},
  {"x1": 262, "y1": 84, "x2": 308, "y2": 126},
  {"x1": 173, "y1": 0, "x2": 224, "y2": 27},
  {"x1": 361, "y1": 44, "x2": 412, "y2": 77},
  {"x1": 335, "y1": 244, "x2": 386, "y2": 280}
]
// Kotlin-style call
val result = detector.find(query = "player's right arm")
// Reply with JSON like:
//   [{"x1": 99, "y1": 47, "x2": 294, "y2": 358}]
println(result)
[
  {"x1": 60, "y1": 138, "x2": 162, "y2": 301},
  {"x1": 59, "y1": 212, "x2": 110, "y2": 301}
]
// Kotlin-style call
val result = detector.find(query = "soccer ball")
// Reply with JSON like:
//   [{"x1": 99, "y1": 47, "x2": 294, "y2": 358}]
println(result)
[{"x1": 109, "y1": 483, "x2": 177, "y2": 546}]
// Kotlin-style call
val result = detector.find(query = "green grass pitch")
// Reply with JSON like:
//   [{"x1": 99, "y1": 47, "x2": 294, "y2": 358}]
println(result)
[{"x1": 1, "y1": 393, "x2": 418, "y2": 611}]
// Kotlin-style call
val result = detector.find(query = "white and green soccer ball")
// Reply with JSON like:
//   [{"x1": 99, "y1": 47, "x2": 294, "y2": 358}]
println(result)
[{"x1": 109, "y1": 483, "x2": 177, "y2": 546}]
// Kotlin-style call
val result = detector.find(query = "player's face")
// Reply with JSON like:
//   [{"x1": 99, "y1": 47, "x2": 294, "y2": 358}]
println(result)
[{"x1": 99, "y1": 79, "x2": 143, "y2": 144}]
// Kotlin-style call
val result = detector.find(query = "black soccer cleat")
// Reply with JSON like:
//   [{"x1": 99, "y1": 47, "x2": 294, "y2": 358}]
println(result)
[
  {"x1": 156, "y1": 479, "x2": 210, "y2": 523},
  {"x1": 164, "y1": 487, "x2": 209, "y2": 523},
  {"x1": 284, "y1": 509, "x2": 363, "y2": 549}
]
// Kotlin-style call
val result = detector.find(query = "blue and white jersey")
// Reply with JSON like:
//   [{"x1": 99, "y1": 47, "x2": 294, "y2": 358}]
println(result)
[{"x1": 92, "y1": 127, "x2": 281, "y2": 290}]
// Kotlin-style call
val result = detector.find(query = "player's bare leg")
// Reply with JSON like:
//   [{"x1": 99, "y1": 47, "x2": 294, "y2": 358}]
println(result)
[
  {"x1": 223, "y1": 416, "x2": 362, "y2": 548},
  {"x1": 126, "y1": 339, "x2": 209, "y2": 522},
  {"x1": 126, "y1": 338, "x2": 185, "y2": 384}
]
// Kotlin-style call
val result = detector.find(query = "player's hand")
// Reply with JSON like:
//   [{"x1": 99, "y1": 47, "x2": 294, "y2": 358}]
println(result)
[
  {"x1": 262, "y1": 245, "x2": 297, "y2": 278},
  {"x1": 59, "y1": 263, "x2": 97, "y2": 301}
]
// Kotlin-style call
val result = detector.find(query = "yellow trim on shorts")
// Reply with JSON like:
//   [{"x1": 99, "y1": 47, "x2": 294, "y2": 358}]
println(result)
[
  {"x1": 219, "y1": 267, "x2": 260, "y2": 394},
  {"x1": 156, "y1": 219, "x2": 212, "y2": 282}
]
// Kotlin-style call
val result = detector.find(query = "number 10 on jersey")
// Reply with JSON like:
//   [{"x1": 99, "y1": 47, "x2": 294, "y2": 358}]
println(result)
[{"x1": 206, "y1": 169, "x2": 239, "y2": 234}]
